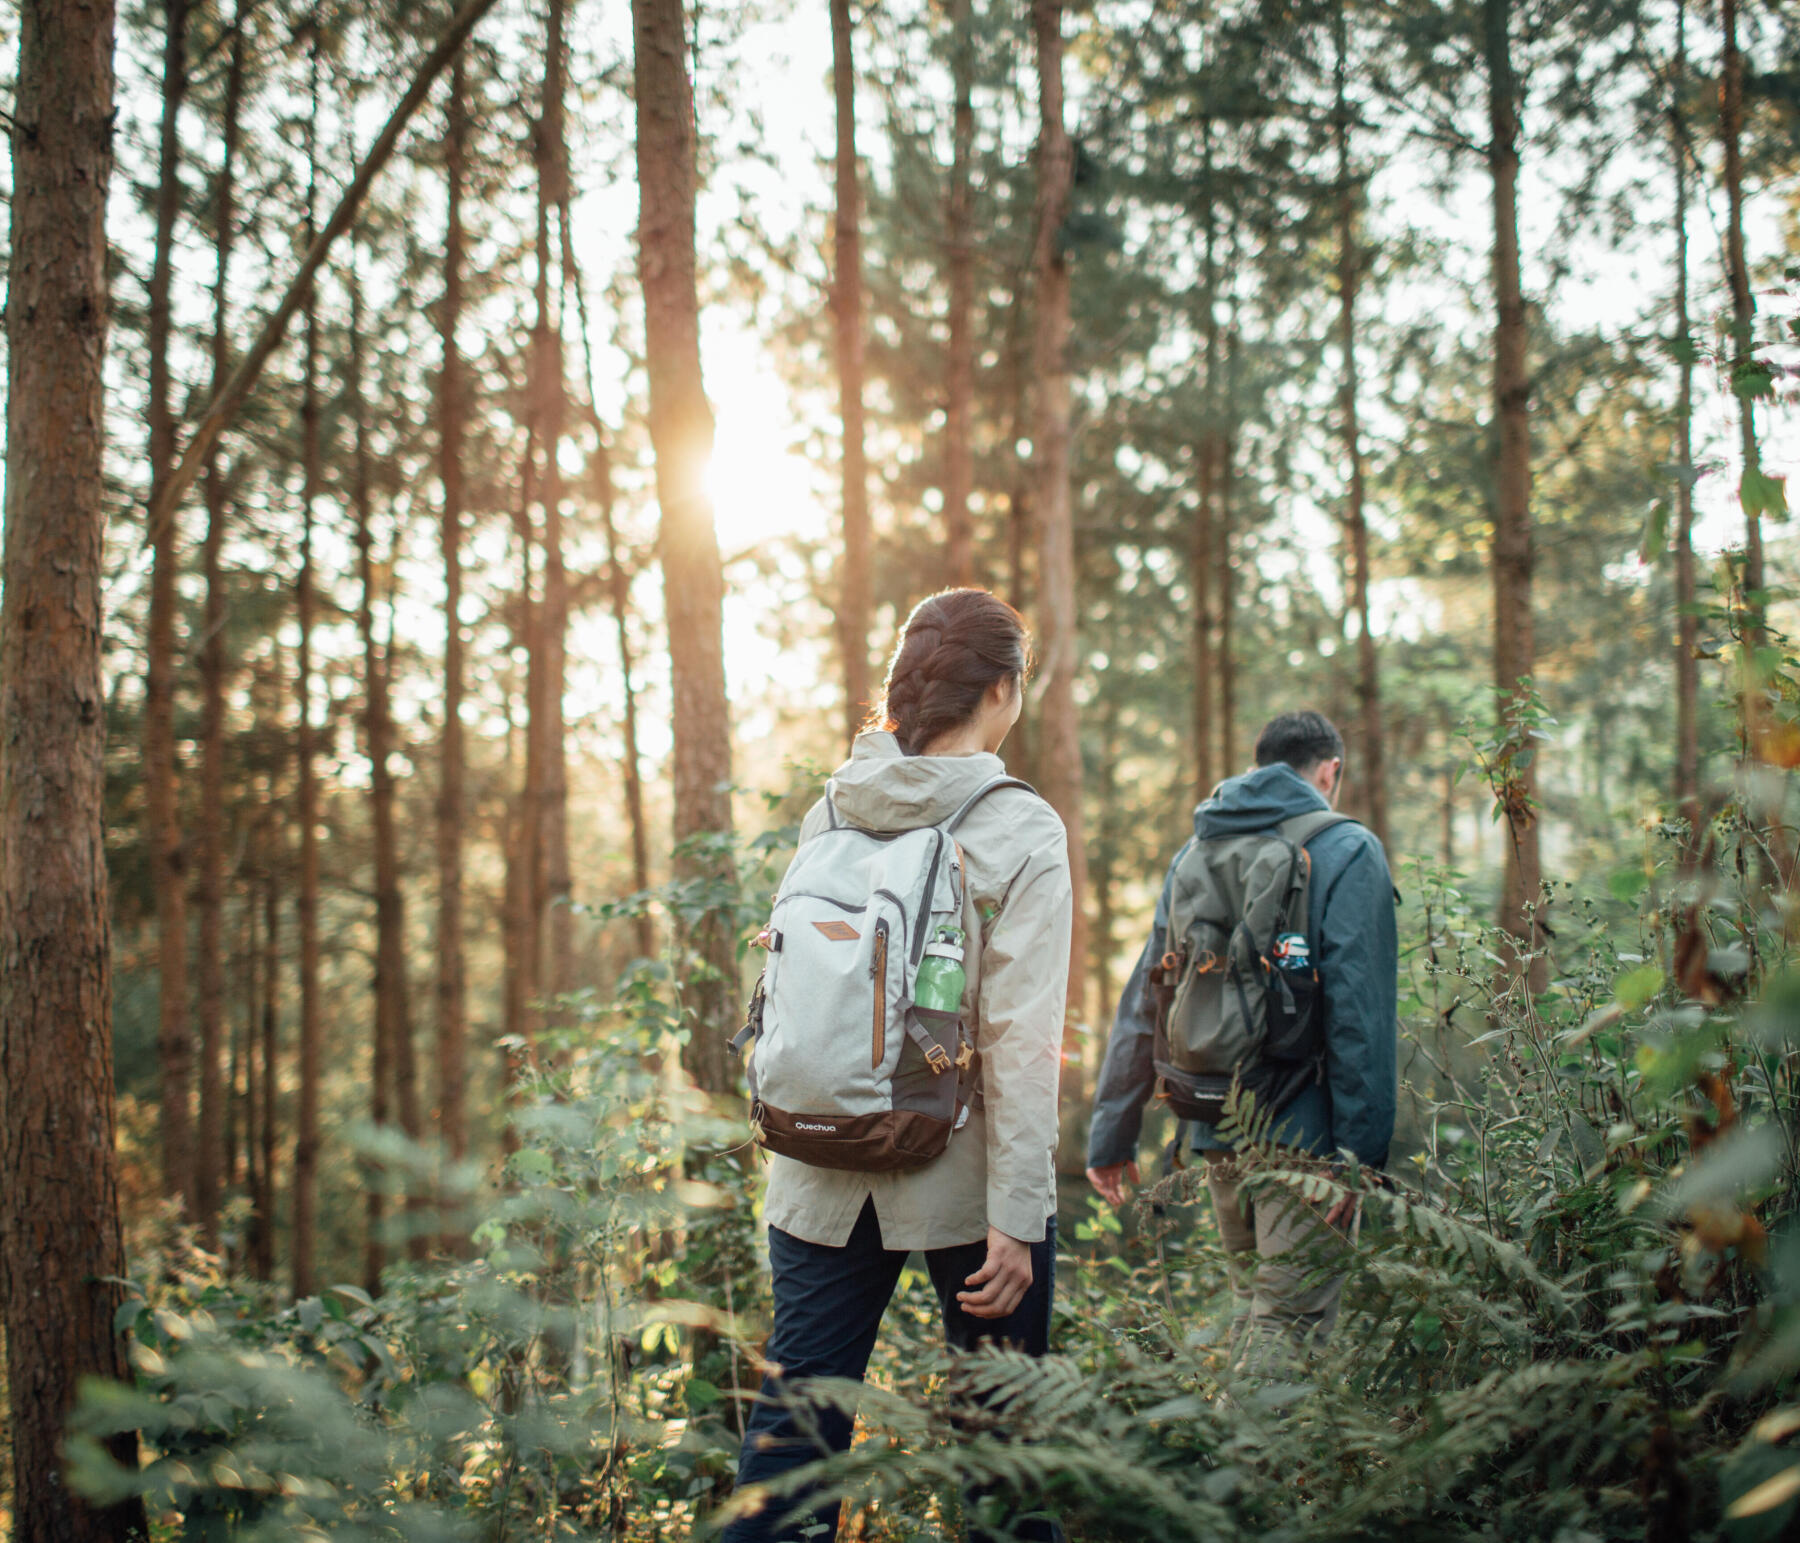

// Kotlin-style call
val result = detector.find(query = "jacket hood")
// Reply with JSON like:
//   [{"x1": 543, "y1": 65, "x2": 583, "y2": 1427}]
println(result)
[
  {"x1": 1195, "y1": 761, "x2": 1330, "y2": 840},
  {"x1": 826, "y1": 731, "x2": 1010, "y2": 832}
]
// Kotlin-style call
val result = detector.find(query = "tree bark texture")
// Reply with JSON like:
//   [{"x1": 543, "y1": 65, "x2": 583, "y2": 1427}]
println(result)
[
  {"x1": 833, "y1": 0, "x2": 873, "y2": 744},
  {"x1": 256, "y1": 811, "x2": 279, "y2": 1282},
  {"x1": 1721, "y1": 0, "x2": 1764, "y2": 620},
  {"x1": 1485, "y1": 0, "x2": 1544, "y2": 973},
  {"x1": 292, "y1": 32, "x2": 324, "y2": 1299},
  {"x1": 1333, "y1": 10, "x2": 1387, "y2": 847},
  {"x1": 1673, "y1": 0, "x2": 1700, "y2": 856},
  {"x1": 194, "y1": 0, "x2": 247, "y2": 1248},
  {"x1": 436, "y1": 51, "x2": 471, "y2": 1184},
  {"x1": 1, "y1": 3, "x2": 150, "y2": 1534},
  {"x1": 350, "y1": 257, "x2": 415, "y2": 1286},
  {"x1": 633, "y1": 0, "x2": 738, "y2": 1094},
  {"x1": 145, "y1": 0, "x2": 196, "y2": 1217},
  {"x1": 535, "y1": 0, "x2": 575, "y2": 1014},
  {"x1": 944, "y1": 0, "x2": 977, "y2": 588},
  {"x1": 1191, "y1": 432, "x2": 1215, "y2": 803},
  {"x1": 1030, "y1": 0, "x2": 1091, "y2": 1033}
]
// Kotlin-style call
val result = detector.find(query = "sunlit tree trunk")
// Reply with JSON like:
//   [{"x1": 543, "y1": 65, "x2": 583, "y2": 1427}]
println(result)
[
  {"x1": 1031, "y1": 0, "x2": 1091, "y2": 1052},
  {"x1": 535, "y1": 0, "x2": 575, "y2": 1015},
  {"x1": 1218, "y1": 291, "x2": 1239, "y2": 776},
  {"x1": 634, "y1": 0, "x2": 738, "y2": 1095},
  {"x1": 1334, "y1": 3, "x2": 1386, "y2": 846},
  {"x1": 1672, "y1": 0, "x2": 1700, "y2": 858},
  {"x1": 943, "y1": 0, "x2": 976, "y2": 588},
  {"x1": 195, "y1": 0, "x2": 247, "y2": 1248},
  {"x1": 145, "y1": 0, "x2": 195, "y2": 1218},
  {"x1": 1721, "y1": 0, "x2": 1764, "y2": 634},
  {"x1": 1192, "y1": 165, "x2": 1218, "y2": 803},
  {"x1": 436, "y1": 51, "x2": 471, "y2": 1209},
  {"x1": 292, "y1": 27, "x2": 325, "y2": 1300},
  {"x1": 1, "y1": 4, "x2": 149, "y2": 1533},
  {"x1": 1486, "y1": 0, "x2": 1543, "y2": 979},
  {"x1": 832, "y1": 0, "x2": 873, "y2": 742},
  {"x1": 241, "y1": 880, "x2": 260, "y2": 1242},
  {"x1": 350, "y1": 254, "x2": 415, "y2": 1288},
  {"x1": 598, "y1": 448, "x2": 657, "y2": 958}
]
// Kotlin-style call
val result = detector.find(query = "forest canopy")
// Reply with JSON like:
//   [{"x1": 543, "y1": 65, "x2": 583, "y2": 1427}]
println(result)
[{"x1": 0, "y1": 0, "x2": 1796, "y2": 1536}]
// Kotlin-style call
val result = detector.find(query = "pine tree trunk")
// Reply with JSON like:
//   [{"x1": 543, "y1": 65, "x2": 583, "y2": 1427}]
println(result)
[
  {"x1": 1191, "y1": 431, "x2": 1215, "y2": 802},
  {"x1": 833, "y1": 0, "x2": 873, "y2": 743},
  {"x1": 1031, "y1": 0, "x2": 1090, "y2": 1044},
  {"x1": 292, "y1": 30, "x2": 325, "y2": 1300},
  {"x1": 1721, "y1": 0, "x2": 1764, "y2": 627},
  {"x1": 1672, "y1": 0, "x2": 1700, "y2": 858},
  {"x1": 242, "y1": 879, "x2": 261, "y2": 1245},
  {"x1": 256, "y1": 820, "x2": 279, "y2": 1283},
  {"x1": 944, "y1": 0, "x2": 976, "y2": 588},
  {"x1": 1334, "y1": 6, "x2": 1386, "y2": 846},
  {"x1": 1217, "y1": 305, "x2": 1239, "y2": 777},
  {"x1": 350, "y1": 257, "x2": 409, "y2": 1290},
  {"x1": 598, "y1": 450, "x2": 657, "y2": 958},
  {"x1": 633, "y1": 0, "x2": 738, "y2": 1095},
  {"x1": 436, "y1": 52, "x2": 470, "y2": 1203},
  {"x1": 194, "y1": 0, "x2": 246, "y2": 1248},
  {"x1": 1, "y1": 4, "x2": 149, "y2": 1533},
  {"x1": 505, "y1": 502, "x2": 540, "y2": 1104},
  {"x1": 1486, "y1": 0, "x2": 1543, "y2": 978},
  {"x1": 536, "y1": 0, "x2": 575, "y2": 1015},
  {"x1": 145, "y1": 0, "x2": 196, "y2": 1218}
]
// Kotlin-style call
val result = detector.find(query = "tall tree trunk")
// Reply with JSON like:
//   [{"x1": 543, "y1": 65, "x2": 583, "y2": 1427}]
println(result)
[
  {"x1": 1721, "y1": 0, "x2": 1764, "y2": 632},
  {"x1": 291, "y1": 27, "x2": 324, "y2": 1300},
  {"x1": 1333, "y1": 4, "x2": 1386, "y2": 847},
  {"x1": 1486, "y1": 0, "x2": 1543, "y2": 979},
  {"x1": 535, "y1": 0, "x2": 575, "y2": 1019},
  {"x1": 242, "y1": 876, "x2": 261, "y2": 1245},
  {"x1": 561, "y1": 200, "x2": 655, "y2": 959},
  {"x1": 504, "y1": 490, "x2": 540, "y2": 1106},
  {"x1": 633, "y1": 0, "x2": 738, "y2": 1095},
  {"x1": 1, "y1": 4, "x2": 150, "y2": 1534},
  {"x1": 1217, "y1": 291, "x2": 1239, "y2": 777},
  {"x1": 145, "y1": 0, "x2": 196, "y2": 1218},
  {"x1": 1191, "y1": 431, "x2": 1215, "y2": 802},
  {"x1": 194, "y1": 0, "x2": 247, "y2": 1248},
  {"x1": 1673, "y1": 0, "x2": 1700, "y2": 858},
  {"x1": 599, "y1": 449, "x2": 656, "y2": 958},
  {"x1": 436, "y1": 52, "x2": 471, "y2": 1208},
  {"x1": 943, "y1": 0, "x2": 976, "y2": 588},
  {"x1": 256, "y1": 806, "x2": 279, "y2": 1282},
  {"x1": 350, "y1": 255, "x2": 398, "y2": 1291},
  {"x1": 1031, "y1": 0, "x2": 1090, "y2": 1043},
  {"x1": 833, "y1": 0, "x2": 873, "y2": 743}
]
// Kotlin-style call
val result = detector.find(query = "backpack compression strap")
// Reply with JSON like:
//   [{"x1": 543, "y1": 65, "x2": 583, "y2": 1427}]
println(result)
[
  {"x1": 1277, "y1": 809, "x2": 1358, "y2": 850},
  {"x1": 942, "y1": 776, "x2": 1037, "y2": 833}
]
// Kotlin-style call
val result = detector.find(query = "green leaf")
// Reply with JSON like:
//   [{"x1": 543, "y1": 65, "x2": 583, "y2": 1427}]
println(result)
[
  {"x1": 1614, "y1": 963, "x2": 1663, "y2": 1012},
  {"x1": 1639, "y1": 498, "x2": 1671, "y2": 563},
  {"x1": 1733, "y1": 358, "x2": 1777, "y2": 401},
  {"x1": 511, "y1": 1148, "x2": 556, "y2": 1184},
  {"x1": 1607, "y1": 867, "x2": 1650, "y2": 903},
  {"x1": 686, "y1": 1378, "x2": 722, "y2": 1409},
  {"x1": 1741, "y1": 467, "x2": 1789, "y2": 522}
]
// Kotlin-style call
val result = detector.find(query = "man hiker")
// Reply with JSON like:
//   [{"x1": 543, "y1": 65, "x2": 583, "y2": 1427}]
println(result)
[{"x1": 1085, "y1": 710, "x2": 1397, "y2": 1358}]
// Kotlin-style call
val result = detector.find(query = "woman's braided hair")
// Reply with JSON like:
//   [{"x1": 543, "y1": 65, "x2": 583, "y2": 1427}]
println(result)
[{"x1": 866, "y1": 588, "x2": 1032, "y2": 756}]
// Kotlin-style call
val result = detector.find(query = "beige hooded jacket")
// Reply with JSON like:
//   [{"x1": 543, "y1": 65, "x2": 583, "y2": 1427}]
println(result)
[{"x1": 760, "y1": 731, "x2": 1072, "y2": 1250}]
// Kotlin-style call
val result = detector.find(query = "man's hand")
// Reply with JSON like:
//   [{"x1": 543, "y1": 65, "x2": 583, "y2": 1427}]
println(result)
[
  {"x1": 1086, "y1": 1160, "x2": 1139, "y2": 1206},
  {"x1": 957, "y1": 1227, "x2": 1034, "y2": 1320},
  {"x1": 1324, "y1": 1192, "x2": 1358, "y2": 1230}
]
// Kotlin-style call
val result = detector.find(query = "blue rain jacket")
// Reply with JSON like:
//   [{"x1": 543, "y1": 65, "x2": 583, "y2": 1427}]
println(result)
[{"x1": 1087, "y1": 762, "x2": 1398, "y2": 1170}]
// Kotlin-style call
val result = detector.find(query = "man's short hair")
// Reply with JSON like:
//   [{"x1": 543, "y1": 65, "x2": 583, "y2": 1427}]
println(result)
[{"x1": 1254, "y1": 711, "x2": 1345, "y2": 773}]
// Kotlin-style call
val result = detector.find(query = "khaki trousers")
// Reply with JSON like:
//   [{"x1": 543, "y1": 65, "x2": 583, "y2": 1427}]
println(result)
[{"x1": 1203, "y1": 1156, "x2": 1348, "y2": 1365}]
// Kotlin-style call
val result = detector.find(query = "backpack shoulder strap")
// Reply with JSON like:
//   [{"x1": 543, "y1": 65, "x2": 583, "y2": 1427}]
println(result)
[
  {"x1": 1277, "y1": 809, "x2": 1358, "y2": 849},
  {"x1": 942, "y1": 776, "x2": 1037, "y2": 834}
]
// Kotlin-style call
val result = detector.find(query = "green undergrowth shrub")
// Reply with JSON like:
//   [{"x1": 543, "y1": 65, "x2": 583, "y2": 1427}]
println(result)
[{"x1": 67, "y1": 769, "x2": 1800, "y2": 1540}]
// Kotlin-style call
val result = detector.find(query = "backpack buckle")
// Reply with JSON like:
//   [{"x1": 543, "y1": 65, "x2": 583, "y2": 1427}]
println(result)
[
  {"x1": 955, "y1": 1041, "x2": 975, "y2": 1070},
  {"x1": 1193, "y1": 950, "x2": 1219, "y2": 975},
  {"x1": 925, "y1": 1043, "x2": 953, "y2": 1075}
]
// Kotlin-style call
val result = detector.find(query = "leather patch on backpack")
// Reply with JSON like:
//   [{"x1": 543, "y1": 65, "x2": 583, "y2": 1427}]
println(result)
[{"x1": 813, "y1": 920, "x2": 861, "y2": 941}]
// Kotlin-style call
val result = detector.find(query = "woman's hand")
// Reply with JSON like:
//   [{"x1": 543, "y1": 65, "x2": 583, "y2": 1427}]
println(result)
[{"x1": 957, "y1": 1226, "x2": 1034, "y2": 1320}]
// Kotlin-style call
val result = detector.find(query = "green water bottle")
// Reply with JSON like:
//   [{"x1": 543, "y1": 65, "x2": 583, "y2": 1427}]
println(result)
[{"x1": 913, "y1": 925, "x2": 966, "y2": 1014}]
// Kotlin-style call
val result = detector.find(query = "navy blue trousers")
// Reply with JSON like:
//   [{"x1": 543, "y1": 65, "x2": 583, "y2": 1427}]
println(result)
[{"x1": 722, "y1": 1197, "x2": 1060, "y2": 1542}]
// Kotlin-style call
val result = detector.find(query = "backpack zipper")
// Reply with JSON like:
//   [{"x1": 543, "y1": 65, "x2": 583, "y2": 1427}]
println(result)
[{"x1": 870, "y1": 918, "x2": 889, "y2": 1069}]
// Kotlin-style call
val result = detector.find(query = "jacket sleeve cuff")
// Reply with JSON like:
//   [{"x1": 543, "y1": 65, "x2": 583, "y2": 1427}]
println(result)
[{"x1": 987, "y1": 1191, "x2": 1050, "y2": 1244}]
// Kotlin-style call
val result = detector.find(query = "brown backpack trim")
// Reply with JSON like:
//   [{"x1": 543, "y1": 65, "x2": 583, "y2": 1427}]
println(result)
[{"x1": 753, "y1": 1100, "x2": 955, "y2": 1172}]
